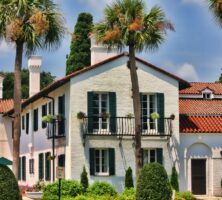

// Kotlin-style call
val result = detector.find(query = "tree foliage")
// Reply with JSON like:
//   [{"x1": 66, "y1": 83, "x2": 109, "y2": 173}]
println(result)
[
  {"x1": 0, "y1": 164, "x2": 22, "y2": 200},
  {"x1": 209, "y1": 0, "x2": 222, "y2": 26},
  {"x1": 170, "y1": 165, "x2": 179, "y2": 192},
  {"x1": 80, "y1": 166, "x2": 89, "y2": 192},
  {"x1": 125, "y1": 167, "x2": 134, "y2": 189},
  {"x1": 136, "y1": 163, "x2": 172, "y2": 200},
  {"x1": 1, "y1": 69, "x2": 55, "y2": 99},
  {"x1": 66, "y1": 13, "x2": 93, "y2": 75}
]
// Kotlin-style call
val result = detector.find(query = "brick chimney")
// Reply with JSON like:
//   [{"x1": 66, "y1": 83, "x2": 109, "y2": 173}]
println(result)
[
  {"x1": 90, "y1": 35, "x2": 119, "y2": 65},
  {"x1": 28, "y1": 56, "x2": 42, "y2": 97},
  {"x1": 0, "y1": 74, "x2": 4, "y2": 99}
]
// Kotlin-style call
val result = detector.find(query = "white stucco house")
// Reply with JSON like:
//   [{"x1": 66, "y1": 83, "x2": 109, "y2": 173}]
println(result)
[{"x1": 1, "y1": 39, "x2": 222, "y2": 196}]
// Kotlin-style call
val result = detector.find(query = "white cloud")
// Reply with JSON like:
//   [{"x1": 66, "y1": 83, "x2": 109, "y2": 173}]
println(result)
[
  {"x1": 181, "y1": 0, "x2": 207, "y2": 6},
  {"x1": 176, "y1": 63, "x2": 199, "y2": 81}
]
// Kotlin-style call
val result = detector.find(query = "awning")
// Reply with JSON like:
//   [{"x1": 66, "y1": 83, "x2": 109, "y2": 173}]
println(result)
[{"x1": 0, "y1": 157, "x2": 13, "y2": 165}]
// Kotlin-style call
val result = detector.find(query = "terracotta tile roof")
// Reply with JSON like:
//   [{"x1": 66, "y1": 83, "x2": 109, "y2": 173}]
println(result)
[
  {"x1": 179, "y1": 99, "x2": 222, "y2": 115},
  {"x1": 0, "y1": 99, "x2": 14, "y2": 114},
  {"x1": 180, "y1": 115, "x2": 222, "y2": 133},
  {"x1": 179, "y1": 82, "x2": 222, "y2": 95},
  {"x1": 5, "y1": 53, "x2": 189, "y2": 115}
]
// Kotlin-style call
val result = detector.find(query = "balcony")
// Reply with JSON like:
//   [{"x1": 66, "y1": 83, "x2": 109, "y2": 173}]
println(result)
[
  {"x1": 82, "y1": 116, "x2": 173, "y2": 137},
  {"x1": 47, "y1": 119, "x2": 66, "y2": 139}
]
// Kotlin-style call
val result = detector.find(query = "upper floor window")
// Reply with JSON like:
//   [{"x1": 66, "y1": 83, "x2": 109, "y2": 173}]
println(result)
[
  {"x1": 203, "y1": 92, "x2": 211, "y2": 99},
  {"x1": 93, "y1": 93, "x2": 109, "y2": 130},
  {"x1": 29, "y1": 159, "x2": 34, "y2": 174},
  {"x1": 22, "y1": 116, "x2": 25, "y2": 130},
  {"x1": 42, "y1": 104, "x2": 47, "y2": 129},
  {"x1": 26, "y1": 113, "x2": 29, "y2": 134}
]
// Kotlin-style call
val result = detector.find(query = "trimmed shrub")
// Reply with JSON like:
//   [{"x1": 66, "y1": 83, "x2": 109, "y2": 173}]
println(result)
[
  {"x1": 125, "y1": 167, "x2": 134, "y2": 188},
  {"x1": 175, "y1": 192, "x2": 196, "y2": 200},
  {"x1": 171, "y1": 165, "x2": 179, "y2": 191},
  {"x1": 42, "y1": 179, "x2": 83, "y2": 199},
  {"x1": 0, "y1": 164, "x2": 22, "y2": 200},
  {"x1": 118, "y1": 188, "x2": 136, "y2": 200},
  {"x1": 87, "y1": 181, "x2": 117, "y2": 196},
  {"x1": 136, "y1": 163, "x2": 172, "y2": 200},
  {"x1": 81, "y1": 166, "x2": 89, "y2": 192}
]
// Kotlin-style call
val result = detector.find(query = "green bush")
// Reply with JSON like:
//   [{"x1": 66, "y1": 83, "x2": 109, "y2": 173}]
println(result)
[
  {"x1": 81, "y1": 166, "x2": 89, "y2": 192},
  {"x1": 42, "y1": 179, "x2": 83, "y2": 199},
  {"x1": 125, "y1": 167, "x2": 134, "y2": 188},
  {"x1": 118, "y1": 188, "x2": 136, "y2": 200},
  {"x1": 136, "y1": 163, "x2": 172, "y2": 200},
  {"x1": 175, "y1": 192, "x2": 196, "y2": 200},
  {"x1": 87, "y1": 182, "x2": 117, "y2": 196},
  {"x1": 0, "y1": 164, "x2": 22, "y2": 200},
  {"x1": 171, "y1": 165, "x2": 179, "y2": 191}
]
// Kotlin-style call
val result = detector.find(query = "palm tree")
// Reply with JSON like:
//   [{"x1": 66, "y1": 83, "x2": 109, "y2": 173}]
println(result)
[
  {"x1": 209, "y1": 0, "x2": 222, "y2": 25},
  {"x1": 0, "y1": 0, "x2": 65, "y2": 178},
  {"x1": 93, "y1": 0, "x2": 174, "y2": 176}
]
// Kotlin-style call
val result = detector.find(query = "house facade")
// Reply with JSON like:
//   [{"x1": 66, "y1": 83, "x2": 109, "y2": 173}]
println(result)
[{"x1": 1, "y1": 40, "x2": 222, "y2": 196}]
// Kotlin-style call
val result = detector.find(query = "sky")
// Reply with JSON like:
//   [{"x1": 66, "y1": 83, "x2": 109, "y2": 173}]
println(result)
[{"x1": 0, "y1": 0, "x2": 222, "y2": 82}]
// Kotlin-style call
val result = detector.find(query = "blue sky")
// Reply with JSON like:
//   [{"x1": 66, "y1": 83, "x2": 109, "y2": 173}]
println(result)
[{"x1": 0, "y1": 0, "x2": 222, "y2": 82}]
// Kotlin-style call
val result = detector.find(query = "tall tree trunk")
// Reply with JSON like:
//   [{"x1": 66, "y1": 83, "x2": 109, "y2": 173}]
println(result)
[
  {"x1": 129, "y1": 44, "x2": 142, "y2": 177},
  {"x1": 12, "y1": 41, "x2": 23, "y2": 179}
]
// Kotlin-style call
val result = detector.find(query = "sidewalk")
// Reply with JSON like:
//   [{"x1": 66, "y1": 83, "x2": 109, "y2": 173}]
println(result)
[{"x1": 195, "y1": 196, "x2": 222, "y2": 200}]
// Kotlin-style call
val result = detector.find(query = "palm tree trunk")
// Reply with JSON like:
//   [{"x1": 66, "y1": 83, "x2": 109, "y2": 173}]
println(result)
[
  {"x1": 12, "y1": 41, "x2": 23, "y2": 179},
  {"x1": 129, "y1": 44, "x2": 142, "y2": 177}
]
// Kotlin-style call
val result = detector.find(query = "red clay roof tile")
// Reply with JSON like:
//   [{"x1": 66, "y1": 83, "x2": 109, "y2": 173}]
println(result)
[{"x1": 0, "y1": 99, "x2": 14, "y2": 114}]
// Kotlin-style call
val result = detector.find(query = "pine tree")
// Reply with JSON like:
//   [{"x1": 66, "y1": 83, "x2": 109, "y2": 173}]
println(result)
[
  {"x1": 80, "y1": 166, "x2": 89, "y2": 192},
  {"x1": 170, "y1": 165, "x2": 179, "y2": 191},
  {"x1": 66, "y1": 13, "x2": 93, "y2": 75},
  {"x1": 125, "y1": 167, "x2": 134, "y2": 188}
]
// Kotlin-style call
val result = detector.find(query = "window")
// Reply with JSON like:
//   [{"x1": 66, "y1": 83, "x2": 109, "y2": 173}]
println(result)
[
  {"x1": 95, "y1": 149, "x2": 109, "y2": 175},
  {"x1": 141, "y1": 94, "x2": 157, "y2": 130},
  {"x1": 58, "y1": 95, "x2": 65, "y2": 135},
  {"x1": 48, "y1": 102, "x2": 52, "y2": 114},
  {"x1": 42, "y1": 104, "x2": 47, "y2": 128},
  {"x1": 38, "y1": 153, "x2": 44, "y2": 180},
  {"x1": 29, "y1": 159, "x2": 34, "y2": 174},
  {"x1": 58, "y1": 154, "x2": 65, "y2": 167},
  {"x1": 18, "y1": 157, "x2": 21, "y2": 180},
  {"x1": 33, "y1": 108, "x2": 38, "y2": 131},
  {"x1": 22, "y1": 116, "x2": 25, "y2": 130},
  {"x1": 203, "y1": 92, "x2": 211, "y2": 99},
  {"x1": 143, "y1": 149, "x2": 157, "y2": 164},
  {"x1": 93, "y1": 93, "x2": 109, "y2": 130},
  {"x1": 89, "y1": 148, "x2": 115, "y2": 176},
  {"x1": 26, "y1": 113, "x2": 29, "y2": 134}
]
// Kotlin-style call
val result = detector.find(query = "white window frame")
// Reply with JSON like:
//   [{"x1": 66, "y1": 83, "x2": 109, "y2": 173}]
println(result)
[
  {"x1": 143, "y1": 149, "x2": 157, "y2": 164},
  {"x1": 203, "y1": 92, "x2": 211, "y2": 99},
  {"x1": 94, "y1": 149, "x2": 109, "y2": 176},
  {"x1": 93, "y1": 93, "x2": 109, "y2": 131},
  {"x1": 142, "y1": 93, "x2": 158, "y2": 131}
]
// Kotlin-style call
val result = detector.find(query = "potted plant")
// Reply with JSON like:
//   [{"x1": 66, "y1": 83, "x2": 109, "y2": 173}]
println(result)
[
  {"x1": 126, "y1": 113, "x2": 134, "y2": 119},
  {"x1": 42, "y1": 115, "x2": 56, "y2": 123},
  {"x1": 77, "y1": 111, "x2": 86, "y2": 120},
  {"x1": 25, "y1": 181, "x2": 45, "y2": 199},
  {"x1": 47, "y1": 155, "x2": 56, "y2": 160},
  {"x1": 100, "y1": 112, "x2": 110, "y2": 119},
  {"x1": 151, "y1": 112, "x2": 160, "y2": 120}
]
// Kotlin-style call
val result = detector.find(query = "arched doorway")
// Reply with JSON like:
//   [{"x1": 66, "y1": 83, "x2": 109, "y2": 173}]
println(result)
[{"x1": 186, "y1": 143, "x2": 212, "y2": 195}]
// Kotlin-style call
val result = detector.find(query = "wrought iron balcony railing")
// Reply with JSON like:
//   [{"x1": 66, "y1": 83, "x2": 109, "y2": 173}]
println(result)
[
  {"x1": 82, "y1": 116, "x2": 173, "y2": 137},
  {"x1": 47, "y1": 119, "x2": 66, "y2": 139}
]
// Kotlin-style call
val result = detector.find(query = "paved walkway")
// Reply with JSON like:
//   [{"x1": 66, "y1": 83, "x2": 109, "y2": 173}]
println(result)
[
  {"x1": 22, "y1": 197, "x2": 33, "y2": 200},
  {"x1": 195, "y1": 196, "x2": 222, "y2": 200}
]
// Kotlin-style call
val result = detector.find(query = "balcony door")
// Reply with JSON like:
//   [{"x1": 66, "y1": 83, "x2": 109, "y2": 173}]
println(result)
[
  {"x1": 92, "y1": 93, "x2": 109, "y2": 131},
  {"x1": 141, "y1": 94, "x2": 158, "y2": 132}
]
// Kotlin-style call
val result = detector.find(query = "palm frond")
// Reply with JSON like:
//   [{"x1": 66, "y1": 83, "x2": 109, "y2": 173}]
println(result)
[{"x1": 208, "y1": 0, "x2": 222, "y2": 27}]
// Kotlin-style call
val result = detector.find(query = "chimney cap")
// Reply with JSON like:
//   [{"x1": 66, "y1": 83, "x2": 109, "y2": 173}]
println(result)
[{"x1": 28, "y1": 55, "x2": 42, "y2": 68}]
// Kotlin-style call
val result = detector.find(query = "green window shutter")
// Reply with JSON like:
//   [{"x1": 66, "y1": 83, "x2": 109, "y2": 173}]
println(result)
[
  {"x1": 26, "y1": 113, "x2": 29, "y2": 134},
  {"x1": 42, "y1": 105, "x2": 47, "y2": 128},
  {"x1": 22, "y1": 156, "x2": 26, "y2": 181},
  {"x1": 58, "y1": 95, "x2": 65, "y2": 116},
  {"x1": 157, "y1": 93, "x2": 165, "y2": 134},
  {"x1": 33, "y1": 109, "x2": 38, "y2": 131},
  {"x1": 157, "y1": 148, "x2": 163, "y2": 165},
  {"x1": 87, "y1": 92, "x2": 94, "y2": 133},
  {"x1": 18, "y1": 157, "x2": 21, "y2": 180},
  {"x1": 109, "y1": 92, "x2": 116, "y2": 134},
  {"x1": 39, "y1": 153, "x2": 44, "y2": 180},
  {"x1": 89, "y1": 148, "x2": 95, "y2": 175},
  {"x1": 45, "y1": 152, "x2": 51, "y2": 181},
  {"x1": 109, "y1": 148, "x2": 115, "y2": 175}
]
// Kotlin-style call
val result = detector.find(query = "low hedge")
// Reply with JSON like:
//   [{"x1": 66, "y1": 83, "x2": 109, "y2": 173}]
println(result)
[
  {"x1": 175, "y1": 192, "x2": 196, "y2": 200},
  {"x1": 87, "y1": 181, "x2": 117, "y2": 196}
]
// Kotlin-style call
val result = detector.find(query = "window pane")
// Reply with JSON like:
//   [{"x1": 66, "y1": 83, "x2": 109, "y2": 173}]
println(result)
[
  {"x1": 150, "y1": 150, "x2": 156, "y2": 163},
  {"x1": 143, "y1": 150, "x2": 148, "y2": 164}
]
